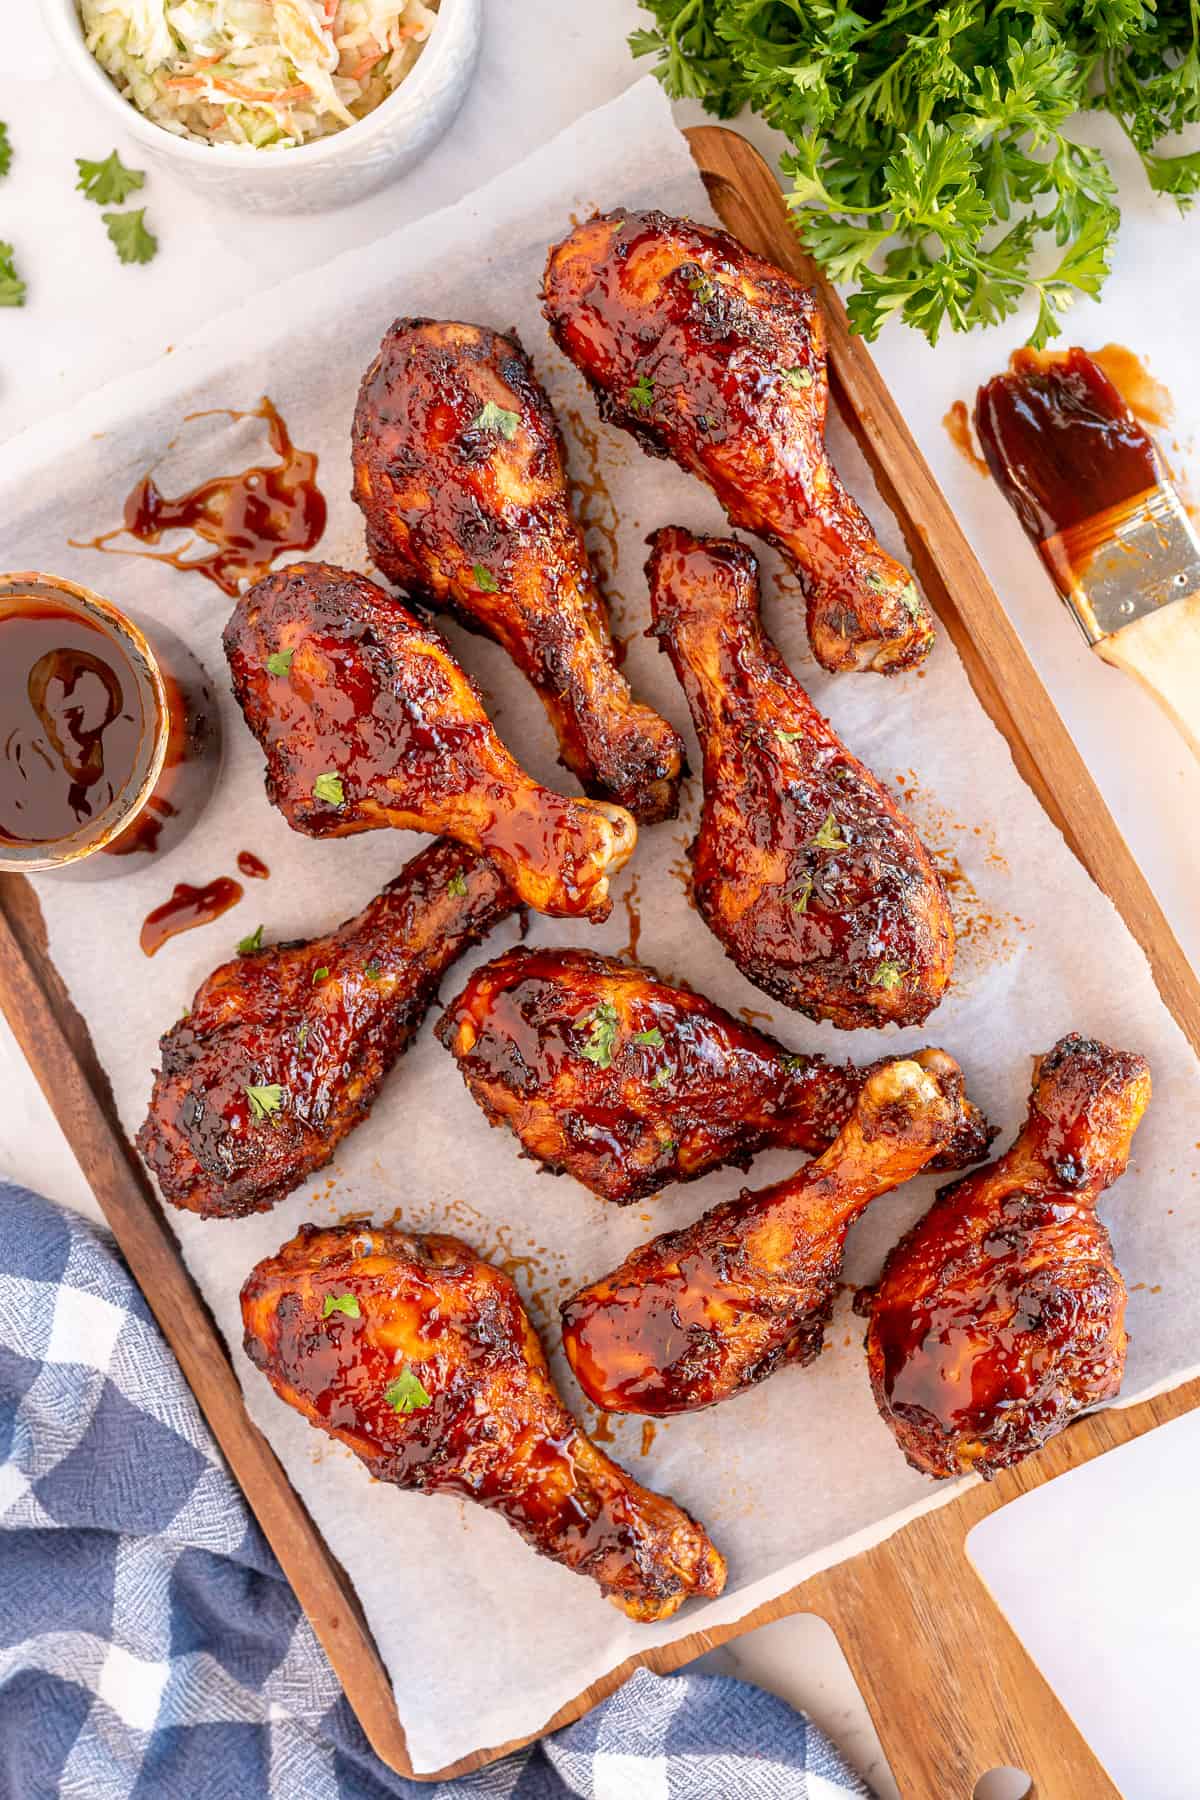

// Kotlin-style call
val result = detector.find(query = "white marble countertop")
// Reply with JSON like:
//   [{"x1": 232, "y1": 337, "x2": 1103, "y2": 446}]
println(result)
[{"x1": 3, "y1": 5, "x2": 1198, "y2": 1794}]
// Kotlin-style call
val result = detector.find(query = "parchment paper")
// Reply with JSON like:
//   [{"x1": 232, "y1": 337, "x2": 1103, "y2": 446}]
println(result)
[{"x1": 3, "y1": 80, "x2": 1199, "y2": 1772}]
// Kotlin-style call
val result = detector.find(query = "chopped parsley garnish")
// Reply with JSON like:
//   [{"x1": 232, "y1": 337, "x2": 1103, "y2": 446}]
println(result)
[
  {"x1": 323, "y1": 1294, "x2": 361, "y2": 1320},
  {"x1": 312, "y1": 771, "x2": 344, "y2": 807},
  {"x1": 651, "y1": 1065, "x2": 674, "y2": 1089},
  {"x1": 245, "y1": 1083, "x2": 284, "y2": 1122},
  {"x1": 627, "y1": 373, "x2": 655, "y2": 413},
  {"x1": 312, "y1": 966, "x2": 330, "y2": 984},
  {"x1": 658, "y1": 1137, "x2": 678, "y2": 1157},
  {"x1": 364, "y1": 960, "x2": 383, "y2": 981},
  {"x1": 76, "y1": 150, "x2": 145, "y2": 206},
  {"x1": 686, "y1": 271, "x2": 716, "y2": 303},
  {"x1": 472, "y1": 400, "x2": 520, "y2": 439},
  {"x1": 780, "y1": 1052, "x2": 808, "y2": 1073},
  {"x1": 446, "y1": 870, "x2": 468, "y2": 897},
  {"x1": 633, "y1": 1027, "x2": 665, "y2": 1047},
  {"x1": 237, "y1": 924, "x2": 264, "y2": 954},
  {"x1": 103, "y1": 208, "x2": 157, "y2": 266},
  {"x1": 266, "y1": 647, "x2": 294, "y2": 677},
  {"x1": 782, "y1": 366, "x2": 813, "y2": 389},
  {"x1": 870, "y1": 960, "x2": 907, "y2": 990},
  {"x1": 791, "y1": 875, "x2": 814, "y2": 915},
  {"x1": 296, "y1": 1023, "x2": 309, "y2": 1052},
  {"x1": 472, "y1": 563, "x2": 499, "y2": 592},
  {"x1": 579, "y1": 1001, "x2": 620, "y2": 1069},
  {"x1": 774, "y1": 727, "x2": 804, "y2": 745},
  {"x1": 385, "y1": 1368, "x2": 432, "y2": 1414},
  {"x1": 0, "y1": 242, "x2": 26, "y2": 308},
  {"x1": 899, "y1": 582, "x2": 924, "y2": 621},
  {"x1": 809, "y1": 809, "x2": 847, "y2": 851},
  {"x1": 0, "y1": 124, "x2": 11, "y2": 182}
]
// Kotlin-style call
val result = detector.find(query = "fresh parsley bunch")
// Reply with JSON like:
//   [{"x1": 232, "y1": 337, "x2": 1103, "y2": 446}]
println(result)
[{"x1": 631, "y1": 1, "x2": 1200, "y2": 344}]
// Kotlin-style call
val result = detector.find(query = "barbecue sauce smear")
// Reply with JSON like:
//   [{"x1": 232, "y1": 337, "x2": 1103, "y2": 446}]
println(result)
[
  {"x1": 76, "y1": 398, "x2": 326, "y2": 596},
  {"x1": 0, "y1": 603, "x2": 145, "y2": 845},
  {"x1": 140, "y1": 877, "x2": 244, "y2": 956}
]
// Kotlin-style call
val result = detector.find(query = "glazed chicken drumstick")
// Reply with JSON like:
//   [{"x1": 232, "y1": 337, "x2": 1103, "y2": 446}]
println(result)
[
  {"x1": 224, "y1": 561, "x2": 635, "y2": 920},
  {"x1": 562, "y1": 1057, "x2": 961, "y2": 1417},
  {"x1": 242, "y1": 1222, "x2": 727, "y2": 1620},
  {"x1": 351, "y1": 319, "x2": 684, "y2": 822},
  {"x1": 138, "y1": 839, "x2": 515, "y2": 1219},
  {"x1": 543, "y1": 208, "x2": 934, "y2": 675},
  {"x1": 438, "y1": 946, "x2": 992, "y2": 1202},
  {"x1": 647, "y1": 529, "x2": 954, "y2": 1028},
  {"x1": 865, "y1": 1033, "x2": 1151, "y2": 1479}
]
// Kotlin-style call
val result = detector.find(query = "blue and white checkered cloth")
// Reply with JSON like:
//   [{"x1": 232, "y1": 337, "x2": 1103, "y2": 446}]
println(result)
[{"x1": 0, "y1": 1181, "x2": 873, "y2": 1799}]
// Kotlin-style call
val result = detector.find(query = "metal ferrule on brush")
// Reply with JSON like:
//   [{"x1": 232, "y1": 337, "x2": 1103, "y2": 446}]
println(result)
[{"x1": 1040, "y1": 481, "x2": 1200, "y2": 646}]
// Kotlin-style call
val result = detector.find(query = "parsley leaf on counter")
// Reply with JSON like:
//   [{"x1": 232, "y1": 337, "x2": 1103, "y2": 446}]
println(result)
[
  {"x1": 103, "y1": 207, "x2": 158, "y2": 266},
  {"x1": 0, "y1": 242, "x2": 25, "y2": 307},
  {"x1": 0, "y1": 124, "x2": 11, "y2": 181},
  {"x1": 237, "y1": 924, "x2": 264, "y2": 955},
  {"x1": 631, "y1": 2, "x2": 1200, "y2": 344},
  {"x1": 76, "y1": 150, "x2": 145, "y2": 206}
]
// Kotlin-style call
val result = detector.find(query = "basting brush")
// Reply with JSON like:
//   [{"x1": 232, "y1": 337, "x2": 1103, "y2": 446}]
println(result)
[{"x1": 975, "y1": 347, "x2": 1200, "y2": 759}]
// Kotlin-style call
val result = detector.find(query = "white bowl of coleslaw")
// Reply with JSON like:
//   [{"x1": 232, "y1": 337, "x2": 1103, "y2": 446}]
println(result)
[{"x1": 42, "y1": 0, "x2": 481, "y2": 213}]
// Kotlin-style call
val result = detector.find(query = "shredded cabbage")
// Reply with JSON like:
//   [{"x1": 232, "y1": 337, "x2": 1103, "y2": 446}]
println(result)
[{"x1": 78, "y1": 0, "x2": 440, "y2": 149}]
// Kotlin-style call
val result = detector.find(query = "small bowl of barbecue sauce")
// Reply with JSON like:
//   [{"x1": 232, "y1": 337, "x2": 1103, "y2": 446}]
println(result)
[{"x1": 0, "y1": 574, "x2": 219, "y2": 876}]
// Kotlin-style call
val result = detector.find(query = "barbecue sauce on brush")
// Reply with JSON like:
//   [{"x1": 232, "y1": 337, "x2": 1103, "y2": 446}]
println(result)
[
  {"x1": 975, "y1": 348, "x2": 1161, "y2": 541},
  {"x1": 75, "y1": 399, "x2": 326, "y2": 597},
  {"x1": 0, "y1": 603, "x2": 145, "y2": 845},
  {"x1": 973, "y1": 348, "x2": 1165, "y2": 599}
]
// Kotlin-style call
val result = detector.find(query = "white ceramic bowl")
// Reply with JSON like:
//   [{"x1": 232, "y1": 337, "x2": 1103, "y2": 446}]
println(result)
[{"x1": 41, "y1": 0, "x2": 482, "y2": 213}]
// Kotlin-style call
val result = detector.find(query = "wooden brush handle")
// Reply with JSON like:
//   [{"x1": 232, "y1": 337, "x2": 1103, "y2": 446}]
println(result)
[{"x1": 1098, "y1": 593, "x2": 1200, "y2": 760}]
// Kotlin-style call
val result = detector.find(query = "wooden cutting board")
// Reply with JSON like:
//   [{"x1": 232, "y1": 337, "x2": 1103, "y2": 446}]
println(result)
[{"x1": 2, "y1": 124, "x2": 1198, "y2": 1797}]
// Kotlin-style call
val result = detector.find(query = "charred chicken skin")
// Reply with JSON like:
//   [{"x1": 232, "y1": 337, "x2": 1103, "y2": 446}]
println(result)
[
  {"x1": 543, "y1": 208, "x2": 934, "y2": 675},
  {"x1": 562, "y1": 1057, "x2": 961, "y2": 1417},
  {"x1": 351, "y1": 319, "x2": 685, "y2": 823},
  {"x1": 224, "y1": 561, "x2": 635, "y2": 920},
  {"x1": 242, "y1": 1222, "x2": 727, "y2": 1620},
  {"x1": 138, "y1": 839, "x2": 515, "y2": 1219},
  {"x1": 647, "y1": 529, "x2": 954, "y2": 1029},
  {"x1": 865, "y1": 1034, "x2": 1150, "y2": 1479},
  {"x1": 437, "y1": 946, "x2": 993, "y2": 1203}
]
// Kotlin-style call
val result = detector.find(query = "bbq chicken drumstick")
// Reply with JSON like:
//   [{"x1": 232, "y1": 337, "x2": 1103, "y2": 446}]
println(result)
[
  {"x1": 438, "y1": 946, "x2": 992, "y2": 1202},
  {"x1": 543, "y1": 208, "x2": 934, "y2": 675},
  {"x1": 138, "y1": 839, "x2": 515, "y2": 1219},
  {"x1": 351, "y1": 319, "x2": 684, "y2": 822},
  {"x1": 562, "y1": 1057, "x2": 961, "y2": 1416},
  {"x1": 865, "y1": 1033, "x2": 1151, "y2": 1479},
  {"x1": 224, "y1": 561, "x2": 635, "y2": 920},
  {"x1": 647, "y1": 529, "x2": 954, "y2": 1028},
  {"x1": 242, "y1": 1222, "x2": 727, "y2": 1620}
]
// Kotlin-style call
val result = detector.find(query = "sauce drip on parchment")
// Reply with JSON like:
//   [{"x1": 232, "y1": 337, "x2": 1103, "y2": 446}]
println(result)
[
  {"x1": 73, "y1": 398, "x2": 326, "y2": 596},
  {"x1": 140, "y1": 876, "x2": 243, "y2": 956},
  {"x1": 237, "y1": 849, "x2": 270, "y2": 878},
  {"x1": 0, "y1": 603, "x2": 145, "y2": 845},
  {"x1": 941, "y1": 400, "x2": 989, "y2": 478}
]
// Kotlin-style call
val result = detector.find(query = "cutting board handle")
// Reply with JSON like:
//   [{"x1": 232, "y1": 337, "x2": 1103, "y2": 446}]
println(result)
[
  {"x1": 1098, "y1": 590, "x2": 1200, "y2": 762},
  {"x1": 803, "y1": 1503, "x2": 1119, "y2": 1799}
]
